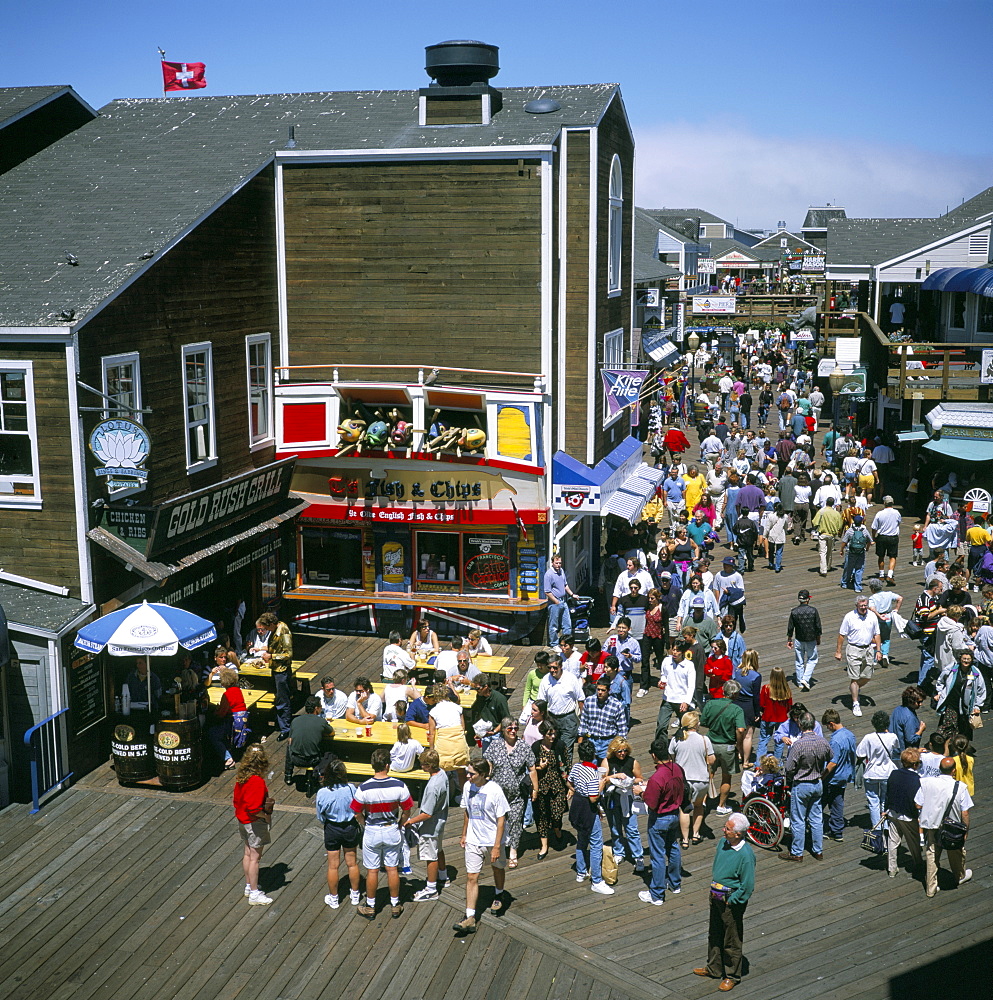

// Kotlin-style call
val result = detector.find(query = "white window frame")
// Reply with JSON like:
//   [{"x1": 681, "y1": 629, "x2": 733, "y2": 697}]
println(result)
[
  {"x1": 607, "y1": 155, "x2": 623, "y2": 296},
  {"x1": 101, "y1": 352, "x2": 142, "y2": 419},
  {"x1": 246, "y1": 334, "x2": 274, "y2": 449},
  {"x1": 0, "y1": 360, "x2": 42, "y2": 508},
  {"x1": 182, "y1": 342, "x2": 217, "y2": 473},
  {"x1": 602, "y1": 328, "x2": 626, "y2": 426}
]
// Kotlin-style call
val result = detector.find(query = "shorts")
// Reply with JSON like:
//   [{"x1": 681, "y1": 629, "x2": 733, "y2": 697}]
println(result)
[
  {"x1": 323, "y1": 819, "x2": 361, "y2": 852},
  {"x1": 845, "y1": 644, "x2": 875, "y2": 680},
  {"x1": 238, "y1": 820, "x2": 271, "y2": 850},
  {"x1": 416, "y1": 830, "x2": 444, "y2": 862},
  {"x1": 464, "y1": 841, "x2": 507, "y2": 873},
  {"x1": 361, "y1": 824, "x2": 402, "y2": 870},
  {"x1": 711, "y1": 743, "x2": 738, "y2": 776},
  {"x1": 687, "y1": 779, "x2": 708, "y2": 800},
  {"x1": 875, "y1": 535, "x2": 899, "y2": 559},
  {"x1": 857, "y1": 474, "x2": 875, "y2": 492}
]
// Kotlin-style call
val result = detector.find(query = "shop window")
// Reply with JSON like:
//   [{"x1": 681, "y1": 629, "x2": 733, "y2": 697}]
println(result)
[
  {"x1": 463, "y1": 534, "x2": 511, "y2": 596},
  {"x1": 415, "y1": 532, "x2": 461, "y2": 592},
  {"x1": 301, "y1": 527, "x2": 363, "y2": 588},
  {"x1": 182, "y1": 343, "x2": 216, "y2": 471},
  {"x1": 977, "y1": 296, "x2": 993, "y2": 334},
  {"x1": 102, "y1": 352, "x2": 142, "y2": 418},
  {"x1": 949, "y1": 293, "x2": 967, "y2": 330},
  {"x1": 246, "y1": 334, "x2": 273, "y2": 447},
  {"x1": 608, "y1": 156, "x2": 623, "y2": 294},
  {"x1": 0, "y1": 363, "x2": 41, "y2": 505},
  {"x1": 261, "y1": 552, "x2": 279, "y2": 603}
]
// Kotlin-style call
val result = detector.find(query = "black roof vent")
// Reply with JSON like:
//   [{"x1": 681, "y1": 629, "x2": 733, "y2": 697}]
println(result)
[
  {"x1": 524, "y1": 97, "x2": 561, "y2": 114},
  {"x1": 425, "y1": 40, "x2": 499, "y2": 87}
]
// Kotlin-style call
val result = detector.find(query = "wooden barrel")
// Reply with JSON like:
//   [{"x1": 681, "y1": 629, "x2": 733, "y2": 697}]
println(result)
[
  {"x1": 154, "y1": 718, "x2": 203, "y2": 791},
  {"x1": 111, "y1": 717, "x2": 156, "y2": 783}
]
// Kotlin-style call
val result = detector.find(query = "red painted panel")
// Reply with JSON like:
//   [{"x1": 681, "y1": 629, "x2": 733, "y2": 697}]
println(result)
[{"x1": 282, "y1": 402, "x2": 327, "y2": 443}]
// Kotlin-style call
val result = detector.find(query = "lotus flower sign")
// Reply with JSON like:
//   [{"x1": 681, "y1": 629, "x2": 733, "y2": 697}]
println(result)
[{"x1": 89, "y1": 418, "x2": 151, "y2": 491}]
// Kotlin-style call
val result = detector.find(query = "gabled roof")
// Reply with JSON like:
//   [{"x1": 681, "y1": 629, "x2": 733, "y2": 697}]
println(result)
[
  {"x1": 646, "y1": 207, "x2": 731, "y2": 226},
  {"x1": 943, "y1": 185, "x2": 993, "y2": 221},
  {"x1": 827, "y1": 213, "x2": 989, "y2": 267},
  {"x1": 750, "y1": 229, "x2": 820, "y2": 253},
  {"x1": 707, "y1": 238, "x2": 758, "y2": 260},
  {"x1": 802, "y1": 206, "x2": 847, "y2": 230},
  {"x1": 0, "y1": 84, "x2": 621, "y2": 328},
  {"x1": 633, "y1": 208, "x2": 683, "y2": 282},
  {"x1": 0, "y1": 85, "x2": 91, "y2": 127},
  {"x1": 0, "y1": 85, "x2": 98, "y2": 175}
]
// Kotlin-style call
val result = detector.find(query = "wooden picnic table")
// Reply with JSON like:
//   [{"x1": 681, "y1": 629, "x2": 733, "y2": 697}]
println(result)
[
  {"x1": 371, "y1": 681, "x2": 477, "y2": 708},
  {"x1": 206, "y1": 686, "x2": 271, "y2": 709}
]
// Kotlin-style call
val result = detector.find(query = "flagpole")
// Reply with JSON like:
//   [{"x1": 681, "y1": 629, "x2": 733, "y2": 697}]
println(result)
[{"x1": 157, "y1": 47, "x2": 166, "y2": 98}]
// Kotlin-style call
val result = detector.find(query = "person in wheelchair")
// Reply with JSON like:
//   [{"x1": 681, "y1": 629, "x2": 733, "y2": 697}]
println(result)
[{"x1": 741, "y1": 754, "x2": 788, "y2": 809}]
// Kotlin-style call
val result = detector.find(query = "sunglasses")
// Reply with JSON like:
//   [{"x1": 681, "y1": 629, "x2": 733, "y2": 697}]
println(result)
[
  {"x1": 505, "y1": 724, "x2": 519, "y2": 731},
  {"x1": 466, "y1": 770, "x2": 478, "y2": 777}
]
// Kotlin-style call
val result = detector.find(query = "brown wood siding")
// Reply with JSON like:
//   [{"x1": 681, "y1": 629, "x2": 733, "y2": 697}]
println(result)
[
  {"x1": 77, "y1": 167, "x2": 279, "y2": 510},
  {"x1": 0, "y1": 343, "x2": 81, "y2": 595},
  {"x1": 560, "y1": 130, "x2": 592, "y2": 462},
  {"x1": 282, "y1": 160, "x2": 542, "y2": 382},
  {"x1": 591, "y1": 96, "x2": 635, "y2": 465},
  {"x1": 423, "y1": 96, "x2": 485, "y2": 125}
]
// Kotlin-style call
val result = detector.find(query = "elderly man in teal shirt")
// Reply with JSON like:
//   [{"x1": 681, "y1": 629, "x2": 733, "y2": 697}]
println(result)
[{"x1": 693, "y1": 812, "x2": 755, "y2": 991}]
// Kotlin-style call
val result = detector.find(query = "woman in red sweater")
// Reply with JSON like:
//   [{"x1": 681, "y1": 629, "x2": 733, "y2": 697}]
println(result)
[
  {"x1": 233, "y1": 744, "x2": 273, "y2": 905},
  {"x1": 757, "y1": 666, "x2": 793, "y2": 760},
  {"x1": 704, "y1": 639, "x2": 733, "y2": 700},
  {"x1": 208, "y1": 668, "x2": 249, "y2": 769}
]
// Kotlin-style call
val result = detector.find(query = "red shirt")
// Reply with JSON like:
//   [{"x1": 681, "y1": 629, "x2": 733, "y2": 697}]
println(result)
[
  {"x1": 216, "y1": 685, "x2": 247, "y2": 718},
  {"x1": 580, "y1": 651, "x2": 610, "y2": 684},
  {"x1": 663, "y1": 428, "x2": 690, "y2": 454},
  {"x1": 705, "y1": 655, "x2": 733, "y2": 699},
  {"x1": 759, "y1": 686, "x2": 792, "y2": 724},
  {"x1": 644, "y1": 759, "x2": 685, "y2": 816},
  {"x1": 233, "y1": 774, "x2": 268, "y2": 824}
]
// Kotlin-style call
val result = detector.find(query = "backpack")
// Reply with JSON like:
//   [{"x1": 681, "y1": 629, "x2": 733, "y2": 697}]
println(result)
[
  {"x1": 849, "y1": 526, "x2": 869, "y2": 553},
  {"x1": 778, "y1": 393, "x2": 792, "y2": 410},
  {"x1": 736, "y1": 519, "x2": 758, "y2": 546}
]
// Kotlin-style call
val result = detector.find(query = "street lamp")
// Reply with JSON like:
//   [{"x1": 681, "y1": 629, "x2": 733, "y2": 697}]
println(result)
[
  {"x1": 687, "y1": 332, "x2": 701, "y2": 425},
  {"x1": 828, "y1": 362, "x2": 846, "y2": 434}
]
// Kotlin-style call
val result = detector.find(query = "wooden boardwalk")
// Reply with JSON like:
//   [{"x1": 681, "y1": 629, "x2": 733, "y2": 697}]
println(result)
[{"x1": 3, "y1": 506, "x2": 991, "y2": 997}]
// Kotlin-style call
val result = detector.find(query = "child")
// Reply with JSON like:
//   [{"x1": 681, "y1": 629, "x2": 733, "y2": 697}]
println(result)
[
  {"x1": 757, "y1": 666, "x2": 793, "y2": 760},
  {"x1": 741, "y1": 754, "x2": 782, "y2": 797},
  {"x1": 911, "y1": 523, "x2": 924, "y2": 566},
  {"x1": 389, "y1": 723, "x2": 424, "y2": 773},
  {"x1": 383, "y1": 698, "x2": 408, "y2": 724}
]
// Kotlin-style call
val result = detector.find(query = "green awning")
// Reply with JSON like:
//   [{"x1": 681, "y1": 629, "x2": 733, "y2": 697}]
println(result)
[{"x1": 923, "y1": 438, "x2": 993, "y2": 462}]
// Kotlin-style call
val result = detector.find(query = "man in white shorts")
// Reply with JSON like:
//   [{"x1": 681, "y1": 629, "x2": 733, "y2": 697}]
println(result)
[
  {"x1": 453, "y1": 757, "x2": 509, "y2": 935},
  {"x1": 404, "y1": 748, "x2": 450, "y2": 901},
  {"x1": 350, "y1": 747, "x2": 413, "y2": 920}
]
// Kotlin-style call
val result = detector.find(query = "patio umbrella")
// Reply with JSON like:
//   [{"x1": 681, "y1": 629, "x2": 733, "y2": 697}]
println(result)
[{"x1": 74, "y1": 600, "x2": 217, "y2": 712}]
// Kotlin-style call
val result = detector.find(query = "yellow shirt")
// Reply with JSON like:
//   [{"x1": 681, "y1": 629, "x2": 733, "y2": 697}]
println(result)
[
  {"x1": 683, "y1": 474, "x2": 707, "y2": 515},
  {"x1": 965, "y1": 525, "x2": 991, "y2": 547},
  {"x1": 953, "y1": 755, "x2": 975, "y2": 797}
]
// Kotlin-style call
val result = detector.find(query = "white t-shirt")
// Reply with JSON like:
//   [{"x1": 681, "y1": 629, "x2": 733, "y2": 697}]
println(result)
[
  {"x1": 382, "y1": 684, "x2": 415, "y2": 721},
  {"x1": 462, "y1": 779, "x2": 510, "y2": 846},
  {"x1": 346, "y1": 691, "x2": 383, "y2": 720},
  {"x1": 915, "y1": 774, "x2": 973, "y2": 829},
  {"x1": 561, "y1": 651, "x2": 584, "y2": 678},
  {"x1": 871, "y1": 507, "x2": 902, "y2": 536},
  {"x1": 429, "y1": 700, "x2": 464, "y2": 729},
  {"x1": 856, "y1": 731, "x2": 899, "y2": 780},
  {"x1": 317, "y1": 689, "x2": 349, "y2": 720},
  {"x1": 390, "y1": 738, "x2": 425, "y2": 772},
  {"x1": 382, "y1": 643, "x2": 415, "y2": 679}
]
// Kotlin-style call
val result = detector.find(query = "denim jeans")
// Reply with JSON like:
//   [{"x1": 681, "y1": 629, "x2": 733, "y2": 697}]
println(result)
[
  {"x1": 821, "y1": 781, "x2": 846, "y2": 838},
  {"x1": 547, "y1": 601, "x2": 572, "y2": 648},
  {"x1": 589, "y1": 736, "x2": 613, "y2": 764},
  {"x1": 274, "y1": 669, "x2": 292, "y2": 735},
  {"x1": 606, "y1": 798, "x2": 644, "y2": 862},
  {"x1": 789, "y1": 780, "x2": 823, "y2": 856},
  {"x1": 768, "y1": 543, "x2": 784, "y2": 571},
  {"x1": 918, "y1": 640, "x2": 935, "y2": 686},
  {"x1": 794, "y1": 640, "x2": 819, "y2": 687},
  {"x1": 756, "y1": 720, "x2": 778, "y2": 760},
  {"x1": 575, "y1": 815, "x2": 604, "y2": 883},
  {"x1": 207, "y1": 722, "x2": 233, "y2": 763},
  {"x1": 841, "y1": 553, "x2": 865, "y2": 591},
  {"x1": 647, "y1": 811, "x2": 681, "y2": 900},
  {"x1": 864, "y1": 777, "x2": 888, "y2": 828}
]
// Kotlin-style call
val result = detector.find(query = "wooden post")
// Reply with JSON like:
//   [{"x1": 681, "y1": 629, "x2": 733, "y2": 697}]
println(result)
[
  {"x1": 942, "y1": 350, "x2": 950, "y2": 398},
  {"x1": 898, "y1": 348, "x2": 907, "y2": 400}
]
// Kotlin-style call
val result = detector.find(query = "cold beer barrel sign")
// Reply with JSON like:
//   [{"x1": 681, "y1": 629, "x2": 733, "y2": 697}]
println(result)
[{"x1": 463, "y1": 536, "x2": 510, "y2": 594}]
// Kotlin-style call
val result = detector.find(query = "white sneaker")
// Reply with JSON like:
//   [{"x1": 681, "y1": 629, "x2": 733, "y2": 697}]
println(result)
[
  {"x1": 244, "y1": 884, "x2": 251, "y2": 897},
  {"x1": 959, "y1": 869, "x2": 973, "y2": 886},
  {"x1": 852, "y1": 703, "x2": 863, "y2": 717},
  {"x1": 349, "y1": 891, "x2": 361, "y2": 905},
  {"x1": 324, "y1": 893, "x2": 339, "y2": 909},
  {"x1": 669, "y1": 887, "x2": 681, "y2": 894},
  {"x1": 576, "y1": 873, "x2": 589, "y2": 883},
  {"x1": 638, "y1": 889, "x2": 664, "y2": 905},
  {"x1": 591, "y1": 881, "x2": 615, "y2": 895},
  {"x1": 413, "y1": 887, "x2": 439, "y2": 901},
  {"x1": 636, "y1": 689, "x2": 648, "y2": 698},
  {"x1": 716, "y1": 805, "x2": 732, "y2": 815},
  {"x1": 634, "y1": 858, "x2": 646, "y2": 872},
  {"x1": 248, "y1": 890, "x2": 273, "y2": 906}
]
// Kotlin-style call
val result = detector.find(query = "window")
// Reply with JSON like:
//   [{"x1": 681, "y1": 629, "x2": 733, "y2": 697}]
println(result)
[
  {"x1": 301, "y1": 527, "x2": 363, "y2": 588},
  {"x1": 949, "y1": 293, "x2": 967, "y2": 330},
  {"x1": 182, "y1": 343, "x2": 216, "y2": 471},
  {"x1": 415, "y1": 531, "x2": 461, "y2": 593},
  {"x1": 978, "y1": 296, "x2": 993, "y2": 334},
  {"x1": 246, "y1": 334, "x2": 273, "y2": 446},
  {"x1": 0, "y1": 362, "x2": 41, "y2": 504},
  {"x1": 102, "y1": 353, "x2": 141, "y2": 418},
  {"x1": 602, "y1": 328, "x2": 625, "y2": 423},
  {"x1": 608, "y1": 156, "x2": 623, "y2": 294}
]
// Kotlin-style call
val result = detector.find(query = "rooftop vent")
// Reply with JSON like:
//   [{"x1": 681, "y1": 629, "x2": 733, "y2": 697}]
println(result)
[
  {"x1": 419, "y1": 40, "x2": 503, "y2": 126},
  {"x1": 524, "y1": 97, "x2": 561, "y2": 114},
  {"x1": 425, "y1": 40, "x2": 499, "y2": 87}
]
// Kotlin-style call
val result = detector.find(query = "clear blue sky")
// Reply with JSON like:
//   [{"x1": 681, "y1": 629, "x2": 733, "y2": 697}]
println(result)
[{"x1": 5, "y1": 0, "x2": 992, "y2": 228}]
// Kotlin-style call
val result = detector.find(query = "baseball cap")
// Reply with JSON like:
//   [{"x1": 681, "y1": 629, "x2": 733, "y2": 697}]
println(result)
[
  {"x1": 883, "y1": 495, "x2": 894, "y2": 504},
  {"x1": 660, "y1": 571, "x2": 672, "y2": 580},
  {"x1": 691, "y1": 595, "x2": 706, "y2": 608},
  {"x1": 723, "y1": 556, "x2": 736, "y2": 566},
  {"x1": 797, "y1": 589, "x2": 810, "y2": 601},
  {"x1": 854, "y1": 515, "x2": 864, "y2": 524}
]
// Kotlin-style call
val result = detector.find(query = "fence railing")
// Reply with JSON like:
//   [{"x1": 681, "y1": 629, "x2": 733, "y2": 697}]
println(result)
[{"x1": 23, "y1": 707, "x2": 73, "y2": 815}]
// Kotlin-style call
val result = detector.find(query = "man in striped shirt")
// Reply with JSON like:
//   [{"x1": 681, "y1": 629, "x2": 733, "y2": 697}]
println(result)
[{"x1": 351, "y1": 747, "x2": 413, "y2": 919}]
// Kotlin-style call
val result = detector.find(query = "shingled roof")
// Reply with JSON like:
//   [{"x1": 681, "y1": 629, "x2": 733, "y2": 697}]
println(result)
[
  {"x1": 0, "y1": 85, "x2": 78, "y2": 126},
  {"x1": 827, "y1": 214, "x2": 987, "y2": 266},
  {"x1": 802, "y1": 206, "x2": 847, "y2": 230},
  {"x1": 0, "y1": 84, "x2": 620, "y2": 328}
]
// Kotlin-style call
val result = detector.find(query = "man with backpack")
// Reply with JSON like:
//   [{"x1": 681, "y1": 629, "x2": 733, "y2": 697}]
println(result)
[
  {"x1": 777, "y1": 388, "x2": 794, "y2": 431},
  {"x1": 839, "y1": 514, "x2": 871, "y2": 592}
]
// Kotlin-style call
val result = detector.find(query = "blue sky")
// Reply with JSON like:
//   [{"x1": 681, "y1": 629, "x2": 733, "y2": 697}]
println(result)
[{"x1": 5, "y1": 0, "x2": 992, "y2": 228}]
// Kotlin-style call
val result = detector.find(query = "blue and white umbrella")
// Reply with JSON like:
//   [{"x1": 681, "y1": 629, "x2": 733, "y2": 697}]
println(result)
[{"x1": 74, "y1": 600, "x2": 216, "y2": 657}]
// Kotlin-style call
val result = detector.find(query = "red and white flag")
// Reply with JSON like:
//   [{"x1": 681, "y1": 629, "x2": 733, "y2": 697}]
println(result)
[{"x1": 162, "y1": 61, "x2": 207, "y2": 91}]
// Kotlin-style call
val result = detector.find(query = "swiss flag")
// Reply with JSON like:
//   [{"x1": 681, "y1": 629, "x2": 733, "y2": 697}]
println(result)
[{"x1": 162, "y1": 61, "x2": 207, "y2": 91}]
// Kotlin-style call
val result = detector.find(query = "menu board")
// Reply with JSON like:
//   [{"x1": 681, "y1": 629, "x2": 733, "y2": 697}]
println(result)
[
  {"x1": 69, "y1": 650, "x2": 106, "y2": 735},
  {"x1": 463, "y1": 535, "x2": 511, "y2": 595}
]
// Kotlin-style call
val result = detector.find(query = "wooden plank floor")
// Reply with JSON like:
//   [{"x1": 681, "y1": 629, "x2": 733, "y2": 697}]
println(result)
[{"x1": 6, "y1": 444, "x2": 993, "y2": 998}]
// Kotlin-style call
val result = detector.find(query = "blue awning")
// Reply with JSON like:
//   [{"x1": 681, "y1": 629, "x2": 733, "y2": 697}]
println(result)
[
  {"x1": 923, "y1": 438, "x2": 993, "y2": 462},
  {"x1": 602, "y1": 464, "x2": 667, "y2": 524},
  {"x1": 641, "y1": 327, "x2": 681, "y2": 366},
  {"x1": 920, "y1": 267, "x2": 993, "y2": 297}
]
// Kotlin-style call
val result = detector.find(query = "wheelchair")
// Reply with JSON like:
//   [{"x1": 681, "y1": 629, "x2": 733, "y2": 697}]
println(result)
[{"x1": 742, "y1": 774, "x2": 790, "y2": 850}]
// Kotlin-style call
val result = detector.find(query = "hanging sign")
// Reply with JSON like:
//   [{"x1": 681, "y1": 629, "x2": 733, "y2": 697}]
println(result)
[
  {"x1": 601, "y1": 369, "x2": 649, "y2": 417},
  {"x1": 89, "y1": 418, "x2": 151, "y2": 492}
]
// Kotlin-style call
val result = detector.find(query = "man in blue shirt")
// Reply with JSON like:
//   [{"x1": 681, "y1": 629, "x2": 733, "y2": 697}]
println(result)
[
  {"x1": 820, "y1": 708, "x2": 857, "y2": 842},
  {"x1": 889, "y1": 686, "x2": 926, "y2": 751},
  {"x1": 662, "y1": 467, "x2": 687, "y2": 526},
  {"x1": 687, "y1": 510, "x2": 711, "y2": 551},
  {"x1": 542, "y1": 554, "x2": 575, "y2": 649}
]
